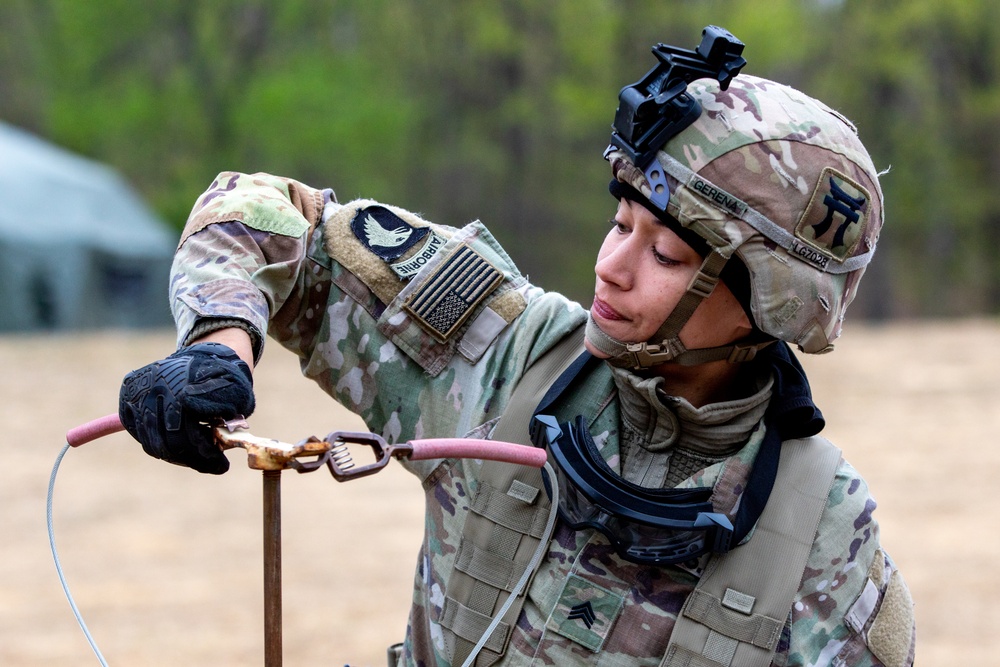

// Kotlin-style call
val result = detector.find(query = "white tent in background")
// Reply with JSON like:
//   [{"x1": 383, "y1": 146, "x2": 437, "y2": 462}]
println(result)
[{"x1": 0, "y1": 122, "x2": 176, "y2": 331}]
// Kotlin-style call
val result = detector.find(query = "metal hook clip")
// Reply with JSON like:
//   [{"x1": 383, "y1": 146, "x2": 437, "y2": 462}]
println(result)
[{"x1": 320, "y1": 431, "x2": 414, "y2": 482}]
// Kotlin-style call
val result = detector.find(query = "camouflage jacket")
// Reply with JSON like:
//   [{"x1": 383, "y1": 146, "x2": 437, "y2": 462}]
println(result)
[{"x1": 170, "y1": 172, "x2": 915, "y2": 666}]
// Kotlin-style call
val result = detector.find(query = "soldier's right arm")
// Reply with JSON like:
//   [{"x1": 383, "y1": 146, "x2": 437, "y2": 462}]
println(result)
[
  {"x1": 169, "y1": 171, "x2": 328, "y2": 364},
  {"x1": 118, "y1": 172, "x2": 324, "y2": 473},
  {"x1": 124, "y1": 170, "x2": 586, "y2": 474}
]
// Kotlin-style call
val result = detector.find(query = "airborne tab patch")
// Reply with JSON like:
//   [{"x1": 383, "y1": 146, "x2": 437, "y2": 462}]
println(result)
[
  {"x1": 390, "y1": 232, "x2": 446, "y2": 279},
  {"x1": 350, "y1": 205, "x2": 429, "y2": 262},
  {"x1": 404, "y1": 245, "x2": 504, "y2": 342},
  {"x1": 793, "y1": 167, "x2": 870, "y2": 267}
]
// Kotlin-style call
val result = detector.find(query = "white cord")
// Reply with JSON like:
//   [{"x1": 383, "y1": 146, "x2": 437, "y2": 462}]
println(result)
[
  {"x1": 47, "y1": 442, "x2": 110, "y2": 667},
  {"x1": 460, "y1": 461, "x2": 560, "y2": 667},
  {"x1": 48, "y1": 442, "x2": 553, "y2": 667}
]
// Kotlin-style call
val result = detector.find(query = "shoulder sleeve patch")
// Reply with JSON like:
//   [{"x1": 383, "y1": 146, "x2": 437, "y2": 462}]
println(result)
[
  {"x1": 350, "y1": 205, "x2": 430, "y2": 262},
  {"x1": 322, "y1": 203, "x2": 527, "y2": 375},
  {"x1": 376, "y1": 221, "x2": 528, "y2": 375},
  {"x1": 323, "y1": 199, "x2": 453, "y2": 306}
]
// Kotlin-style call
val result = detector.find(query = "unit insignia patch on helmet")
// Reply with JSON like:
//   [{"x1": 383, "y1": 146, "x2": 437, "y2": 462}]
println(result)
[{"x1": 792, "y1": 167, "x2": 871, "y2": 269}]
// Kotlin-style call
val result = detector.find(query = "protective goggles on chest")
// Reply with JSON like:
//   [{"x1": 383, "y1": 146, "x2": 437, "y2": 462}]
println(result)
[
  {"x1": 529, "y1": 352, "x2": 781, "y2": 566},
  {"x1": 531, "y1": 414, "x2": 732, "y2": 565}
]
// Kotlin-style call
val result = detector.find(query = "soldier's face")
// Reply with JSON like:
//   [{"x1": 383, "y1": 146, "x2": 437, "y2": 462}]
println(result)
[{"x1": 588, "y1": 199, "x2": 751, "y2": 356}]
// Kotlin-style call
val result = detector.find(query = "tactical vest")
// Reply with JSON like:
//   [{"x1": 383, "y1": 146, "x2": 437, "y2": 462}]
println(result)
[{"x1": 428, "y1": 328, "x2": 842, "y2": 667}]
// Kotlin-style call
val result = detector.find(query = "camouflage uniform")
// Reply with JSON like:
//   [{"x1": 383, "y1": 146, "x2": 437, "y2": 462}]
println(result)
[{"x1": 169, "y1": 169, "x2": 914, "y2": 666}]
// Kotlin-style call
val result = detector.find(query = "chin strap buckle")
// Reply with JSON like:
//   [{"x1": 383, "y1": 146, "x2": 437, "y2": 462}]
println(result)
[
  {"x1": 620, "y1": 338, "x2": 775, "y2": 369},
  {"x1": 623, "y1": 338, "x2": 688, "y2": 369},
  {"x1": 726, "y1": 343, "x2": 760, "y2": 364}
]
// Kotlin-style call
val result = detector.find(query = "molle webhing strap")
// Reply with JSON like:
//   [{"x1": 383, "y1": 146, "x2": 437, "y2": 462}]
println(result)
[
  {"x1": 660, "y1": 436, "x2": 842, "y2": 667},
  {"x1": 440, "y1": 326, "x2": 586, "y2": 666}
]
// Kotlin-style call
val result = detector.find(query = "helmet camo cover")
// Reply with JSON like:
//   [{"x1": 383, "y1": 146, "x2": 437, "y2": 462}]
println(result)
[{"x1": 608, "y1": 74, "x2": 883, "y2": 354}]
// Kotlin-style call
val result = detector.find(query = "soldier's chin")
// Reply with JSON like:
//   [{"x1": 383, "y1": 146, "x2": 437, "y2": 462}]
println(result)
[{"x1": 584, "y1": 338, "x2": 612, "y2": 359}]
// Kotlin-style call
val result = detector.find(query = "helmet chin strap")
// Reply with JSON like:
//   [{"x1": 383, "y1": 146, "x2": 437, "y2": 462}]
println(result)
[{"x1": 586, "y1": 251, "x2": 773, "y2": 370}]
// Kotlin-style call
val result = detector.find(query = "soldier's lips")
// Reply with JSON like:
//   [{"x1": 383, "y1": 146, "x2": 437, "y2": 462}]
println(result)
[{"x1": 591, "y1": 297, "x2": 627, "y2": 322}]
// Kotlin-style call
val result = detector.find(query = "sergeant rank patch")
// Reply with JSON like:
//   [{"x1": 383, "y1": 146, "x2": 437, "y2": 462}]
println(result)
[
  {"x1": 351, "y1": 205, "x2": 429, "y2": 262},
  {"x1": 546, "y1": 574, "x2": 624, "y2": 652},
  {"x1": 404, "y1": 245, "x2": 504, "y2": 342}
]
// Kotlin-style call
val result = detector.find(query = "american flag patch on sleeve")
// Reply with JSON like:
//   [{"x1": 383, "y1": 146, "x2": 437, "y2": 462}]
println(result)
[{"x1": 404, "y1": 244, "x2": 504, "y2": 342}]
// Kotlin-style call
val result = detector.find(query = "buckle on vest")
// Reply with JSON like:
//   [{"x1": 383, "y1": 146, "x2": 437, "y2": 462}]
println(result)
[{"x1": 694, "y1": 512, "x2": 734, "y2": 555}]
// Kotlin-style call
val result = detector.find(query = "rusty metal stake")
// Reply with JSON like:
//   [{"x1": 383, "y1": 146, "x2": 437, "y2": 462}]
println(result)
[{"x1": 263, "y1": 470, "x2": 282, "y2": 667}]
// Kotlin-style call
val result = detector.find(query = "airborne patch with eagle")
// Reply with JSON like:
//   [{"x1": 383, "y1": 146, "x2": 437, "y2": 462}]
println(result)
[
  {"x1": 350, "y1": 205, "x2": 430, "y2": 262},
  {"x1": 323, "y1": 199, "x2": 524, "y2": 372}
]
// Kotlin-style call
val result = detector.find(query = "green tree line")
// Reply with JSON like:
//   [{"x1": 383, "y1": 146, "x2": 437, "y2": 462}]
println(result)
[{"x1": 3, "y1": 0, "x2": 999, "y2": 318}]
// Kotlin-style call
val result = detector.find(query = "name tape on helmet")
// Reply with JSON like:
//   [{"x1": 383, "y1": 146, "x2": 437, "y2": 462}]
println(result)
[
  {"x1": 689, "y1": 176, "x2": 749, "y2": 218},
  {"x1": 660, "y1": 153, "x2": 873, "y2": 274}
]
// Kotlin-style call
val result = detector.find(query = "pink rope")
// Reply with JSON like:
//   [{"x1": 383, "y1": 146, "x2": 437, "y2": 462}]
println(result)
[
  {"x1": 65, "y1": 416, "x2": 547, "y2": 468},
  {"x1": 66, "y1": 413, "x2": 124, "y2": 447},
  {"x1": 408, "y1": 438, "x2": 547, "y2": 468}
]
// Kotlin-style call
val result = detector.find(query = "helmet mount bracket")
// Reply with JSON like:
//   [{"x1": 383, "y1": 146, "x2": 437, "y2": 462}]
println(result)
[{"x1": 610, "y1": 25, "x2": 747, "y2": 201}]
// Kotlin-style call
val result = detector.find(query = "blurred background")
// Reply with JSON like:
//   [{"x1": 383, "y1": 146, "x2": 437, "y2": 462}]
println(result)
[
  {"x1": 2, "y1": 1, "x2": 999, "y2": 665},
  {"x1": 4, "y1": 0, "x2": 1000, "y2": 325}
]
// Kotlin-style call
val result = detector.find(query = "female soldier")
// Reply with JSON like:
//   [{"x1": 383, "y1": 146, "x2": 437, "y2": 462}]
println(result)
[{"x1": 120, "y1": 27, "x2": 915, "y2": 666}]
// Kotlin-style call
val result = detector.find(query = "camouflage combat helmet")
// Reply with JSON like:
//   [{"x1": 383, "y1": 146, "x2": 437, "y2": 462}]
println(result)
[{"x1": 588, "y1": 32, "x2": 883, "y2": 369}]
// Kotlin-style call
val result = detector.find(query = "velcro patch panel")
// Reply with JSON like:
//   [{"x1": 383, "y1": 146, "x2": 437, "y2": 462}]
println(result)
[
  {"x1": 793, "y1": 166, "x2": 870, "y2": 266},
  {"x1": 404, "y1": 244, "x2": 504, "y2": 342}
]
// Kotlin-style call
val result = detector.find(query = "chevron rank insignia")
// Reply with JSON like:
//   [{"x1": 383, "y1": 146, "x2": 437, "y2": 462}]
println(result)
[
  {"x1": 546, "y1": 574, "x2": 624, "y2": 652},
  {"x1": 350, "y1": 205, "x2": 429, "y2": 262},
  {"x1": 404, "y1": 244, "x2": 504, "y2": 342}
]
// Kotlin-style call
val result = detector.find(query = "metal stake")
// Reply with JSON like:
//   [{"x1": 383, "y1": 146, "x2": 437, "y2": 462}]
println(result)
[{"x1": 263, "y1": 470, "x2": 282, "y2": 667}]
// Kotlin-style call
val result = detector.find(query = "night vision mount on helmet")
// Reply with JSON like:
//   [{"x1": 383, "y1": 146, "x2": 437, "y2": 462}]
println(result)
[{"x1": 610, "y1": 25, "x2": 747, "y2": 212}]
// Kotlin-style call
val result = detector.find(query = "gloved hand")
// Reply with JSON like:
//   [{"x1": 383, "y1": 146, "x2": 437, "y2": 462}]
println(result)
[{"x1": 118, "y1": 342, "x2": 255, "y2": 474}]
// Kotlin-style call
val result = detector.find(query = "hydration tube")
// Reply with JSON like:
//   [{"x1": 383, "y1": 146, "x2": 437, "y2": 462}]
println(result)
[
  {"x1": 48, "y1": 441, "x2": 110, "y2": 666},
  {"x1": 459, "y1": 461, "x2": 559, "y2": 667},
  {"x1": 52, "y1": 414, "x2": 549, "y2": 665}
]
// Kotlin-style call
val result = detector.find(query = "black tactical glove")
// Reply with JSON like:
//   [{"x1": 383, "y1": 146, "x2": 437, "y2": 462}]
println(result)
[{"x1": 119, "y1": 342, "x2": 255, "y2": 474}]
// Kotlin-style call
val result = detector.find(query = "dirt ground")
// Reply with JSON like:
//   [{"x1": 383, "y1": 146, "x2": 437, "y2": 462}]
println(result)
[{"x1": 2, "y1": 320, "x2": 998, "y2": 666}]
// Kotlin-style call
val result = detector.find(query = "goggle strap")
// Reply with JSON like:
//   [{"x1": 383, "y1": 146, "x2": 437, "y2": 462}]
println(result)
[{"x1": 527, "y1": 347, "x2": 782, "y2": 565}]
